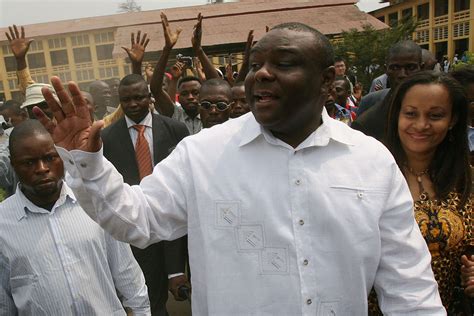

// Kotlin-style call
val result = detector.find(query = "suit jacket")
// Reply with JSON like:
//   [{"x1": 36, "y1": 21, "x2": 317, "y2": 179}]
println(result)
[{"x1": 101, "y1": 113, "x2": 189, "y2": 314}]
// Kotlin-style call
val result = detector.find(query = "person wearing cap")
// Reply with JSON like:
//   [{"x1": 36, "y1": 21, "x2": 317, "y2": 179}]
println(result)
[{"x1": 21, "y1": 83, "x2": 56, "y2": 119}]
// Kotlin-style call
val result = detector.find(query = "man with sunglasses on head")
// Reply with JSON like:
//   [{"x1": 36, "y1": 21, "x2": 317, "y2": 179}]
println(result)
[
  {"x1": 100, "y1": 74, "x2": 190, "y2": 316},
  {"x1": 198, "y1": 78, "x2": 232, "y2": 128}
]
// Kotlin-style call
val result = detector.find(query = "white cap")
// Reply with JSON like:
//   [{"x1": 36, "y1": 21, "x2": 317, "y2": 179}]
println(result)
[{"x1": 21, "y1": 83, "x2": 58, "y2": 109}]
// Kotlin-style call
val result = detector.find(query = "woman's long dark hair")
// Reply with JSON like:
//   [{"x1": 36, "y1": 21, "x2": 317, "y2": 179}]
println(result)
[{"x1": 385, "y1": 71, "x2": 471, "y2": 207}]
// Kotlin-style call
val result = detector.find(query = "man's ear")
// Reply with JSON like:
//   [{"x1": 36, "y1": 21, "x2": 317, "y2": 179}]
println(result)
[{"x1": 322, "y1": 66, "x2": 335, "y2": 91}]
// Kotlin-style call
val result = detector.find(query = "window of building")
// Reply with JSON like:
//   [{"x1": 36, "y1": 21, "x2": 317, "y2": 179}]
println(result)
[
  {"x1": 29, "y1": 41, "x2": 43, "y2": 52},
  {"x1": 377, "y1": 16, "x2": 385, "y2": 23},
  {"x1": 417, "y1": 3, "x2": 429, "y2": 20},
  {"x1": 55, "y1": 72, "x2": 72, "y2": 82},
  {"x1": 8, "y1": 79, "x2": 18, "y2": 90},
  {"x1": 435, "y1": 0, "x2": 448, "y2": 16},
  {"x1": 73, "y1": 47, "x2": 92, "y2": 63},
  {"x1": 32, "y1": 74, "x2": 49, "y2": 84},
  {"x1": 4, "y1": 56, "x2": 17, "y2": 72},
  {"x1": 124, "y1": 64, "x2": 131, "y2": 75},
  {"x1": 94, "y1": 31, "x2": 114, "y2": 44},
  {"x1": 0, "y1": 81, "x2": 4, "y2": 92},
  {"x1": 99, "y1": 66, "x2": 119, "y2": 79},
  {"x1": 27, "y1": 52, "x2": 46, "y2": 69},
  {"x1": 2, "y1": 45, "x2": 11, "y2": 55},
  {"x1": 388, "y1": 12, "x2": 398, "y2": 27},
  {"x1": 48, "y1": 38, "x2": 66, "y2": 49},
  {"x1": 71, "y1": 34, "x2": 90, "y2": 46},
  {"x1": 50, "y1": 49, "x2": 69, "y2": 66},
  {"x1": 10, "y1": 91, "x2": 24, "y2": 103},
  {"x1": 0, "y1": 93, "x2": 5, "y2": 101},
  {"x1": 76, "y1": 69, "x2": 95, "y2": 82},
  {"x1": 454, "y1": 0, "x2": 470, "y2": 12},
  {"x1": 402, "y1": 8, "x2": 413, "y2": 19},
  {"x1": 78, "y1": 81, "x2": 93, "y2": 91},
  {"x1": 96, "y1": 44, "x2": 114, "y2": 60}
]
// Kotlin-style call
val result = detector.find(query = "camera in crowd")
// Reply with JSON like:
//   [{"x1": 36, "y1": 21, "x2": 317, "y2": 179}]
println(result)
[{"x1": 176, "y1": 54, "x2": 193, "y2": 68}]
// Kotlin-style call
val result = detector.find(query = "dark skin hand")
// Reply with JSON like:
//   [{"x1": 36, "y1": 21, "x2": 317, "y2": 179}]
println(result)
[
  {"x1": 234, "y1": 29, "x2": 254, "y2": 84},
  {"x1": 149, "y1": 12, "x2": 182, "y2": 117},
  {"x1": 34, "y1": 76, "x2": 103, "y2": 153},
  {"x1": 122, "y1": 31, "x2": 150, "y2": 75},
  {"x1": 191, "y1": 13, "x2": 219, "y2": 80},
  {"x1": 461, "y1": 255, "x2": 474, "y2": 297},
  {"x1": 168, "y1": 274, "x2": 191, "y2": 301},
  {"x1": 6, "y1": 24, "x2": 33, "y2": 71}
]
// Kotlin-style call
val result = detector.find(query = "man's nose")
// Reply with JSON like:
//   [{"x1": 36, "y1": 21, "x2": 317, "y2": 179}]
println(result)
[{"x1": 255, "y1": 64, "x2": 275, "y2": 82}]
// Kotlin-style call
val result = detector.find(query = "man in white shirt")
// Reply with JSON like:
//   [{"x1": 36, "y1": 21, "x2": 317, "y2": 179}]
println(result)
[{"x1": 36, "y1": 22, "x2": 445, "y2": 315}]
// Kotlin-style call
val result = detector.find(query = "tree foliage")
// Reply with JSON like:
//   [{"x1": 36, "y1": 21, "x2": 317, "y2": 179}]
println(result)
[
  {"x1": 118, "y1": 0, "x2": 142, "y2": 13},
  {"x1": 333, "y1": 17, "x2": 418, "y2": 93}
]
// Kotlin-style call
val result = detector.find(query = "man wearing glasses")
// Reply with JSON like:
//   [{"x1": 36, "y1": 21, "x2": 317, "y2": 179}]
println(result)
[{"x1": 198, "y1": 78, "x2": 232, "y2": 129}]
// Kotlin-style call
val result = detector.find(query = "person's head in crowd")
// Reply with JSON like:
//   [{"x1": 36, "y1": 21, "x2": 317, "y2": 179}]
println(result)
[
  {"x1": 105, "y1": 78, "x2": 121, "y2": 108},
  {"x1": 333, "y1": 76, "x2": 351, "y2": 106},
  {"x1": 230, "y1": 82, "x2": 249, "y2": 118},
  {"x1": 89, "y1": 80, "x2": 112, "y2": 118},
  {"x1": 421, "y1": 49, "x2": 437, "y2": 71},
  {"x1": 385, "y1": 71, "x2": 470, "y2": 206},
  {"x1": 245, "y1": 22, "x2": 335, "y2": 146},
  {"x1": 22, "y1": 83, "x2": 55, "y2": 119},
  {"x1": 80, "y1": 91, "x2": 96, "y2": 121},
  {"x1": 325, "y1": 82, "x2": 337, "y2": 114},
  {"x1": 9, "y1": 120, "x2": 64, "y2": 208},
  {"x1": 118, "y1": 74, "x2": 151, "y2": 124},
  {"x1": 449, "y1": 66, "x2": 474, "y2": 125},
  {"x1": 334, "y1": 57, "x2": 347, "y2": 77},
  {"x1": 385, "y1": 40, "x2": 422, "y2": 89},
  {"x1": 199, "y1": 78, "x2": 232, "y2": 128},
  {"x1": 178, "y1": 76, "x2": 201, "y2": 118},
  {"x1": 0, "y1": 100, "x2": 28, "y2": 127}
]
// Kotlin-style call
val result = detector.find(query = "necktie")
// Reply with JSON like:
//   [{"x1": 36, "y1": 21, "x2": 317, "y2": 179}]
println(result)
[{"x1": 132, "y1": 125, "x2": 153, "y2": 180}]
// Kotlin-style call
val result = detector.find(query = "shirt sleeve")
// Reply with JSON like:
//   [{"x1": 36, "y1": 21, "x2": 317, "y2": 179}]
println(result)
[
  {"x1": 104, "y1": 233, "x2": 151, "y2": 316},
  {"x1": 57, "y1": 144, "x2": 189, "y2": 249},
  {"x1": 0, "y1": 252, "x2": 17, "y2": 315},
  {"x1": 16, "y1": 67, "x2": 35, "y2": 95},
  {"x1": 374, "y1": 162, "x2": 446, "y2": 315}
]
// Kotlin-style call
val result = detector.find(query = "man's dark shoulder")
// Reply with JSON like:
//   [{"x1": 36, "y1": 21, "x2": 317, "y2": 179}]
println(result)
[
  {"x1": 101, "y1": 117, "x2": 125, "y2": 139},
  {"x1": 357, "y1": 88, "x2": 390, "y2": 116},
  {"x1": 152, "y1": 113, "x2": 189, "y2": 141}
]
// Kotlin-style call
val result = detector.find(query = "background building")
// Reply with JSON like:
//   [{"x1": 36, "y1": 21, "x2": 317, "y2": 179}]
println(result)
[
  {"x1": 370, "y1": 0, "x2": 473, "y2": 62},
  {"x1": 0, "y1": 0, "x2": 385, "y2": 102}
]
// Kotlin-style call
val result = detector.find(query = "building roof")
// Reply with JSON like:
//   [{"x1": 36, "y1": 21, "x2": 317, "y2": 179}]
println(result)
[{"x1": 0, "y1": 0, "x2": 387, "y2": 56}]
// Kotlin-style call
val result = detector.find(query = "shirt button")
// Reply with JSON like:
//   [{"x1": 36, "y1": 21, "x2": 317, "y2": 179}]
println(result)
[
  {"x1": 295, "y1": 179, "x2": 301, "y2": 185},
  {"x1": 68, "y1": 159, "x2": 74, "y2": 165},
  {"x1": 299, "y1": 219, "x2": 304, "y2": 226},
  {"x1": 303, "y1": 259, "x2": 309, "y2": 265},
  {"x1": 80, "y1": 162, "x2": 87, "y2": 168},
  {"x1": 306, "y1": 299, "x2": 312, "y2": 305}
]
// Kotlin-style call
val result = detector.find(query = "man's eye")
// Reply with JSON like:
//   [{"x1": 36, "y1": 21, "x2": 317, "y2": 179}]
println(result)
[
  {"x1": 250, "y1": 63, "x2": 261, "y2": 70},
  {"x1": 429, "y1": 113, "x2": 445, "y2": 120},
  {"x1": 403, "y1": 111, "x2": 416, "y2": 117}
]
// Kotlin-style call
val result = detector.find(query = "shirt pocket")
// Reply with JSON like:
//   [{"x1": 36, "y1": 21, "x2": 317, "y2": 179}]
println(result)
[{"x1": 10, "y1": 274, "x2": 40, "y2": 310}]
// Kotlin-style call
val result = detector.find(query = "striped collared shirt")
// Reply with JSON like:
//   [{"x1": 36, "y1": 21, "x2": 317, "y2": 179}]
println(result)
[{"x1": 0, "y1": 182, "x2": 150, "y2": 315}]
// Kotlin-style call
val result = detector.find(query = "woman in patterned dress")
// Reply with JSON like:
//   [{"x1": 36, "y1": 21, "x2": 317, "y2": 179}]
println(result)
[{"x1": 377, "y1": 71, "x2": 473, "y2": 314}]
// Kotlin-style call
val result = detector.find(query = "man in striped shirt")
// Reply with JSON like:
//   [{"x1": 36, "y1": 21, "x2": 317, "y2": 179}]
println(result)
[{"x1": 0, "y1": 120, "x2": 150, "y2": 315}]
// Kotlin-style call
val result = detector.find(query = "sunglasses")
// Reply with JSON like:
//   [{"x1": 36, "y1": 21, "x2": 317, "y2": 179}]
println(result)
[{"x1": 199, "y1": 101, "x2": 230, "y2": 111}]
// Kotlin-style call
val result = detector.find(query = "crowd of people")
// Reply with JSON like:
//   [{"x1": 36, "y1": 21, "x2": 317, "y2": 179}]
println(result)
[{"x1": 0, "y1": 10, "x2": 473, "y2": 316}]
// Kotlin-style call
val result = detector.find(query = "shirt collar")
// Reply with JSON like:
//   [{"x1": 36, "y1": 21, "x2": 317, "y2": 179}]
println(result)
[
  {"x1": 238, "y1": 108, "x2": 355, "y2": 148},
  {"x1": 125, "y1": 111, "x2": 152, "y2": 129},
  {"x1": 14, "y1": 181, "x2": 77, "y2": 221}
]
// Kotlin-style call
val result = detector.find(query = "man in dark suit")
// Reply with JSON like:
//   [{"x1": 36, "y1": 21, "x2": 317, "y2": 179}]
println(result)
[{"x1": 101, "y1": 74, "x2": 189, "y2": 316}]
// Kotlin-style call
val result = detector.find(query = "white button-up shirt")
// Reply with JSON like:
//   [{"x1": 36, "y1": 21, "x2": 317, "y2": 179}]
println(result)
[
  {"x1": 58, "y1": 109, "x2": 445, "y2": 315},
  {"x1": 0, "y1": 182, "x2": 150, "y2": 315}
]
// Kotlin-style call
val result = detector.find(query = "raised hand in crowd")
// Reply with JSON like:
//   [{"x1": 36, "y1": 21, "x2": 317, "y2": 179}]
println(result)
[
  {"x1": 461, "y1": 255, "x2": 474, "y2": 298},
  {"x1": 34, "y1": 77, "x2": 102, "y2": 153},
  {"x1": 145, "y1": 63, "x2": 154, "y2": 84},
  {"x1": 191, "y1": 13, "x2": 219, "y2": 80},
  {"x1": 234, "y1": 29, "x2": 254, "y2": 83},
  {"x1": 193, "y1": 57, "x2": 206, "y2": 82},
  {"x1": 6, "y1": 24, "x2": 33, "y2": 71},
  {"x1": 167, "y1": 60, "x2": 186, "y2": 100},
  {"x1": 122, "y1": 31, "x2": 150, "y2": 75},
  {"x1": 149, "y1": 12, "x2": 182, "y2": 117},
  {"x1": 225, "y1": 55, "x2": 234, "y2": 86}
]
